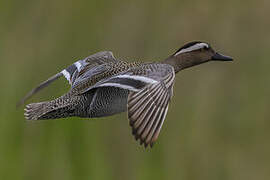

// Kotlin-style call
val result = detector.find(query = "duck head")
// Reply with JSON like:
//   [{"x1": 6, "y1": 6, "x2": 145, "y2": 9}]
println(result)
[{"x1": 163, "y1": 41, "x2": 233, "y2": 73}]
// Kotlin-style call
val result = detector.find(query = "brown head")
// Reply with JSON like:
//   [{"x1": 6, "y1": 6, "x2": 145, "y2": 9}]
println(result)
[{"x1": 163, "y1": 41, "x2": 233, "y2": 73}]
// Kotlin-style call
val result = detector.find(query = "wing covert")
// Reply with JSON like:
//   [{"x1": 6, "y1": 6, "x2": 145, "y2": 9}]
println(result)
[{"x1": 17, "y1": 51, "x2": 118, "y2": 106}]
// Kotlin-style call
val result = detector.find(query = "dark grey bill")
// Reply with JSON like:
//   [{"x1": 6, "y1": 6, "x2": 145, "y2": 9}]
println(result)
[{"x1": 212, "y1": 52, "x2": 233, "y2": 61}]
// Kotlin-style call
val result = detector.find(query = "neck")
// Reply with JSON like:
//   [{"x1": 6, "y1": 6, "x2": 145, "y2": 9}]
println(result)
[{"x1": 162, "y1": 54, "x2": 208, "y2": 73}]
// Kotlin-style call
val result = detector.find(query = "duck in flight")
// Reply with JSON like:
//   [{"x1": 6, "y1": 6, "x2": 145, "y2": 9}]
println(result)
[{"x1": 18, "y1": 41, "x2": 233, "y2": 148}]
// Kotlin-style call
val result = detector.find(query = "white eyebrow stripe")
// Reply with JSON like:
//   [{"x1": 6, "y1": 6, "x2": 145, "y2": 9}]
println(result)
[
  {"x1": 116, "y1": 75, "x2": 158, "y2": 84},
  {"x1": 98, "y1": 83, "x2": 140, "y2": 92},
  {"x1": 174, "y1": 43, "x2": 209, "y2": 56},
  {"x1": 61, "y1": 69, "x2": 71, "y2": 84}
]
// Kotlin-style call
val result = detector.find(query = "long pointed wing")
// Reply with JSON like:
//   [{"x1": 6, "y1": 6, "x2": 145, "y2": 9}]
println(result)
[
  {"x1": 89, "y1": 63, "x2": 175, "y2": 147},
  {"x1": 17, "y1": 51, "x2": 117, "y2": 107},
  {"x1": 128, "y1": 71, "x2": 174, "y2": 148}
]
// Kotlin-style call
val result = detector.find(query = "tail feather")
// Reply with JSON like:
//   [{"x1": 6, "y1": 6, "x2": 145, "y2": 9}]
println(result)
[
  {"x1": 24, "y1": 92, "x2": 82, "y2": 120},
  {"x1": 24, "y1": 102, "x2": 49, "y2": 120},
  {"x1": 24, "y1": 100, "x2": 76, "y2": 120}
]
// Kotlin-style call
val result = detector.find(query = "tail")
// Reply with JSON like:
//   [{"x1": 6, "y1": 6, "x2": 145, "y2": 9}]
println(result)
[
  {"x1": 24, "y1": 100, "x2": 76, "y2": 120},
  {"x1": 24, "y1": 102, "x2": 48, "y2": 120}
]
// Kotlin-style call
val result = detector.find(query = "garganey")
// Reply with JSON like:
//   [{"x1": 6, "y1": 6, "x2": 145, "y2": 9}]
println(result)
[{"x1": 18, "y1": 41, "x2": 233, "y2": 148}]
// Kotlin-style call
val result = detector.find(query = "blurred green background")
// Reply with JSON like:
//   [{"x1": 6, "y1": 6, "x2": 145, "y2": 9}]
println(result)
[{"x1": 1, "y1": 0, "x2": 270, "y2": 179}]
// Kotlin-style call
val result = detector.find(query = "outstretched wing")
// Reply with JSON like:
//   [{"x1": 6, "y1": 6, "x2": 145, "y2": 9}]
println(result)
[
  {"x1": 89, "y1": 63, "x2": 175, "y2": 147},
  {"x1": 17, "y1": 51, "x2": 118, "y2": 107}
]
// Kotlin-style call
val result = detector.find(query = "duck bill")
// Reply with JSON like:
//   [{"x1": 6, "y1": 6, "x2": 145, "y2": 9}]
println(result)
[{"x1": 212, "y1": 52, "x2": 233, "y2": 61}]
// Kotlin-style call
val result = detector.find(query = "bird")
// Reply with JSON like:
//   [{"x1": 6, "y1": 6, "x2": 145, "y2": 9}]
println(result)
[{"x1": 18, "y1": 41, "x2": 233, "y2": 148}]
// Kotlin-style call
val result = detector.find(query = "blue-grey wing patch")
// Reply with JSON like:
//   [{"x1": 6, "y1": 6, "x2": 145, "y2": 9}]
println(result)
[
  {"x1": 17, "y1": 51, "x2": 117, "y2": 106},
  {"x1": 66, "y1": 51, "x2": 117, "y2": 85},
  {"x1": 78, "y1": 70, "x2": 160, "y2": 94},
  {"x1": 71, "y1": 51, "x2": 118, "y2": 88},
  {"x1": 86, "y1": 63, "x2": 173, "y2": 93}
]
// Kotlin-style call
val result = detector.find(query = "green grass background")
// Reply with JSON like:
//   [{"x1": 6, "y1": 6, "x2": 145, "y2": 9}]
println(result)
[{"x1": 1, "y1": 0, "x2": 270, "y2": 179}]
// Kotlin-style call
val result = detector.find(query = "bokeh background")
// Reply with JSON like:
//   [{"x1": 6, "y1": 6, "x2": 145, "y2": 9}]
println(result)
[{"x1": 1, "y1": 0, "x2": 270, "y2": 179}]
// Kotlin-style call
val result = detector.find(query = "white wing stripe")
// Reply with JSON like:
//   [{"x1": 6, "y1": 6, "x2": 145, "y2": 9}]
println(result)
[
  {"x1": 74, "y1": 61, "x2": 82, "y2": 71},
  {"x1": 61, "y1": 69, "x2": 71, "y2": 83},
  {"x1": 98, "y1": 83, "x2": 140, "y2": 92},
  {"x1": 117, "y1": 75, "x2": 158, "y2": 84}
]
